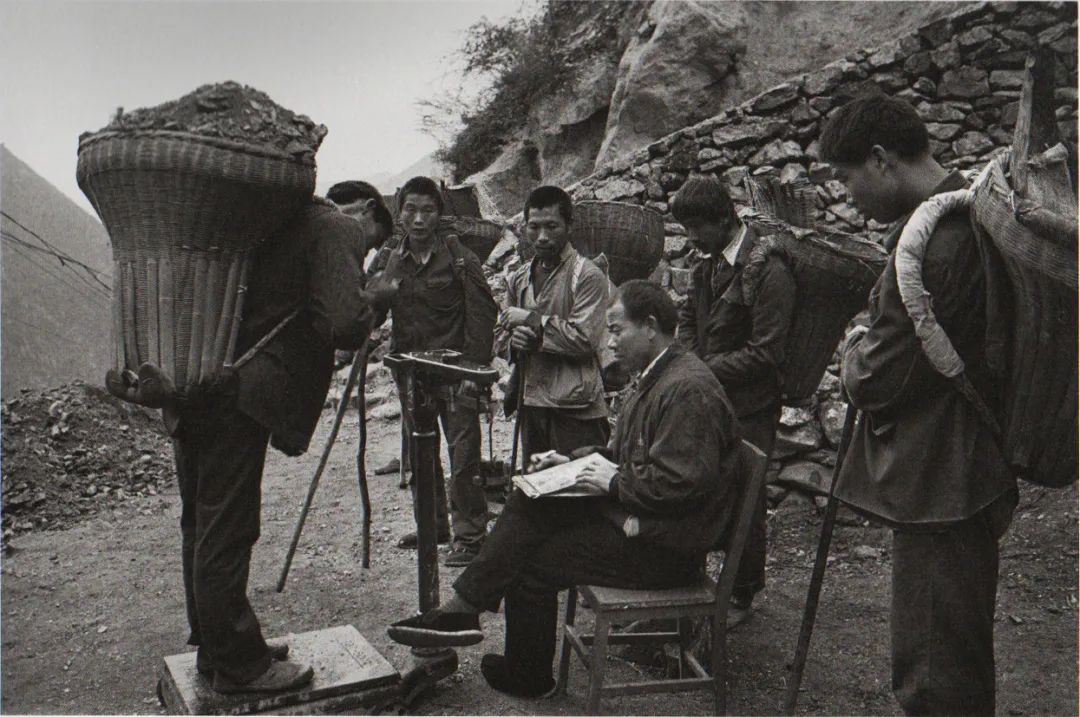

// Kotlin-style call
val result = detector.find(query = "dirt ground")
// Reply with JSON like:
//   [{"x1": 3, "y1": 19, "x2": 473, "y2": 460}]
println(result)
[{"x1": 2, "y1": 391, "x2": 1076, "y2": 715}]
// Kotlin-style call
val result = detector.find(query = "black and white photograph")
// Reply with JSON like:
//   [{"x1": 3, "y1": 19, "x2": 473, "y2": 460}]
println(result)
[{"x1": 1, "y1": 0, "x2": 1077, "y2": 714}]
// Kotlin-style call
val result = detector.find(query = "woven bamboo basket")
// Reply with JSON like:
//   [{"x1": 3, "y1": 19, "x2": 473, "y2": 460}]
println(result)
[
  {"x1": 569, "y1": 201, "x2": 664, "y2": 285},
  {"x1": 516, "y1": 201, "x2": 664, "y2": 285},
  {"x1": 742, "y1": 208, "x2": 888, "y2": 405},
  {"x1": 77, "y1": 129, "x2": 315, "y2": 399},
  {"x1": 390, "y1": 216, "x2": 504, "y2": 263},
  {"x1": 972, "y1": 155, "x2": 1077, "y2": 486}
]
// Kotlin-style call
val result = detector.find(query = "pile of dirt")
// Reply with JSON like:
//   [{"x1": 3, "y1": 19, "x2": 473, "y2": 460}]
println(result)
[
  {"x1": 1, "y1": 382, "x2": 173, "y2": 538},
  {"x1": 83, "y1": 81, "x2": 327, "y2": 157}
]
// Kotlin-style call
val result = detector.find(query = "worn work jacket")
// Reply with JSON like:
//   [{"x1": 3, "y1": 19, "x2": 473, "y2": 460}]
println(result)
[
  {"x1": 677, "y1": 223, "x2": 796, "y2": 418},
  {"x1": 835, "y1": 172, "x2": 1015, "y2": 528},
  {"x1": 504, "y1": 243, "x2": 608, "y2": 419},
  {"x1": 603, "y1": 346, "x2": 742, "y2": 555},
  {"x1": 373, "y1": 234, "x2": 496, "y2": 366},
  {"x1": 236, "y1": 199, "x2": 372, "y2": 456}
]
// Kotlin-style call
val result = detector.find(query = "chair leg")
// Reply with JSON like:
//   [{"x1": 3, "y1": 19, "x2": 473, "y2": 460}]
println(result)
[
  {"x1": 677, "y1": 617, "x2": 692, "y2": 679},
  {"x1": 556, "y1": 587, "x2": 578, "y2": 695},
  {"x1": 712, "y1": 615, "x2": 727, "y2": 715},
  {"x1": 586, "y1": 613, "x2": 610, "y2": 715}
]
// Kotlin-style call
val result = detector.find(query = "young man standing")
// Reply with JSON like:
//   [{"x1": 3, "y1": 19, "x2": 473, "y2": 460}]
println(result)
[
  {"x1": 369, "y1": 176, "x2": 498, "y2": 567},
  {"x1": 386, "y1": 281, "x2": 742, "y2": 699},
  {"x1": 501, "y1": 186, "x2": 611, "y2": 462},
  {"x1": 821, "y1": 95, "x2": 1016, "y2": 715},
  {"x1": 671, "y1": 174, "x2": 796, "y2": 626}
]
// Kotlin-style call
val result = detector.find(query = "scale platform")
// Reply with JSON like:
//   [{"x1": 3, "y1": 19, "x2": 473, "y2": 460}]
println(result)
[{"x1": 157, "y1": 625, "x2": 403, "y2": 715}]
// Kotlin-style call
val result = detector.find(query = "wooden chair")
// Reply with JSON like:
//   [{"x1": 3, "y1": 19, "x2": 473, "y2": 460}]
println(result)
[{"x1": 555, "y1": 439, "x2": 770, "y2": 714}]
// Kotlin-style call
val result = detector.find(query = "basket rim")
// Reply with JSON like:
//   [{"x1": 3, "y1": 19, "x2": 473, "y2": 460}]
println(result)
[{"x1": 78, "y1": 128, "x2": 316, "y2": 166}]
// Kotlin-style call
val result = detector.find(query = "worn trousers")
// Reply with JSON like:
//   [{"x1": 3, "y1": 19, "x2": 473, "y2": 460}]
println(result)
[
  {"x1": 174, "y1": 403, "x2": 271, "y2": 683},
  {"x1": 520, "y1": 406, "x2": 611, "y2": 465},
  {"x1": 396, "y1": 375, "x2": 488, "y2": 548},
  {"x1": 453, "y1": 491, "x2": 703, "y2": 684},
  {"x1": 890, "y1": 488, "x2": 1017, "y2": 716},
  {"x1": 731, "y1": 403, "x2": 779, "y2": 604}
]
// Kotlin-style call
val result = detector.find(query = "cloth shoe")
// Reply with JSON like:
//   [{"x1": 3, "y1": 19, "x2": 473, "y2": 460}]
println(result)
[
  {"x1": 211, "y1": 660, "x2": 313, "y2": 694},
  {"x1": 387, "y1": 608, "x2": 482, "y2": 648},
  {"x1": 373, "y1": 457, "x2": 400, "y2": 476},
  {"x1": 480, "y1": 653, "x2": 556, "y2": 699},
  {"x1": 444, "y1": 544, "x2": 480, "y2": 567},
  {"x1": 396, "y1": 530, "x2": 450, "y2": 549},
  {"x1": 197, "y1": 643, "x2": 289, "y2": 677}
]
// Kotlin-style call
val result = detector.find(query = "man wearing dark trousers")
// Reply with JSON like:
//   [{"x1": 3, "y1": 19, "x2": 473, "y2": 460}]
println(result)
[
  {"x1": 671, "y1": 174, "x2": 796, "y2": 627},
  {"x1": 368, "y1": 175, "x2": 498, "y2": 567},
  {"x1": 387, "y1": 281, "x2": 742, "y2": 699},
  {"x1": 172, "y1": 195, "x2": 384, "y2": 693},
  {"x1": 821, "y1": 95, "x2": 1016, "y2": 715},
  {"x1": 501, "y1": 185, "x2": 611, "y2": 463}
]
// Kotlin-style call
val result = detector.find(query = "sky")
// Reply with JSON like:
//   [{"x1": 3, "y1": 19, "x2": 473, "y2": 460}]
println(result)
[{"x1": 0, "y1": 0, "x2": 526, "y2": 212}]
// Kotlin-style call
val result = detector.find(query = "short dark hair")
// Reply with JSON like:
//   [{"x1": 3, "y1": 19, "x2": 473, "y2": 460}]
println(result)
[
  {"x1": 670, "y1": 174, "x2": 737, "y2": 225},
  {"x1": 615, "y1": 280, "x2": 677, "y2": 336},
  {"x1": 819, "y1": 95, "x2": 930, "y2": 165},
  {"x1": 398, "y1": 176, "x2": 444, "y2": 215},
  {"x1": 524, "y1": 185, "x2": 573, "y2": 225},
  {"x1": 326, "y1": 180, "x2": 394, "y2": 236}
]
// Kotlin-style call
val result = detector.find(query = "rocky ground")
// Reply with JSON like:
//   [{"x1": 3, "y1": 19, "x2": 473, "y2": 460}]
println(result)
[{"x1": 1, "y1": 363, "x2": 1077, "y2": 715}]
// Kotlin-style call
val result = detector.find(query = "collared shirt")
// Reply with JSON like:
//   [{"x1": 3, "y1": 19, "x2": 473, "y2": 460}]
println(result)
[
  {"x1": 721, "y1": 222, "x2": 748, "y2": 266},
  {"x1": 639, "y1": 346, "x2": 671, "y2": 382},
  {"x1": 385, "y1": 234, "x2": 469, "y2": 356}
]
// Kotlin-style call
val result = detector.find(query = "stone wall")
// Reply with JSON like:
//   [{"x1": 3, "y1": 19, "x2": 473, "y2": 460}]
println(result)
[
  {"x1": 569, "y1": 1, "x2": 1077, "y2": 296},
  {"x1": 559, "y1": 1, "x2": 1077, "y2": 500}
]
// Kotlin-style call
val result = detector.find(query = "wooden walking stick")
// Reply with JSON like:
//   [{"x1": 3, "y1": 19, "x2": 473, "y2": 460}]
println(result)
[
  {"x1": 355, "y1": 347, "x2": 372, "y2": 569},
  {"x1": 506, "y1": 354, "x2": 529, "y2": 497},
  {"x1": 276, "y1": 347, "x2": 368, "y2": 592},
  {"x1": 784, "y1": 403, "x2": 859, "y2": 714}
]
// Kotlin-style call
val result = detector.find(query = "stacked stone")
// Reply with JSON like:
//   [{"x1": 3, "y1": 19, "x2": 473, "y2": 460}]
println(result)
[
  {"x1": 563, "y1": 1, "x2": 1077, "y2": 509},
  {"x1": 572, "y1": 1, "x2": 1077, "y2": 290}
]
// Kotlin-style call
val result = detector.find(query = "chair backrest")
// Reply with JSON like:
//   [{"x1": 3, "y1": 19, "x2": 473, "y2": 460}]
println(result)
[{"x1": 713, "y1": 439, "x2": 770, "y2": 611}]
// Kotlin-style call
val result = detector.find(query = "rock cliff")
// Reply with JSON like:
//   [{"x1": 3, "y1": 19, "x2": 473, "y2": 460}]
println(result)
[{"x1": 466, "y1": 1, "x2": 968, "y2": 217}]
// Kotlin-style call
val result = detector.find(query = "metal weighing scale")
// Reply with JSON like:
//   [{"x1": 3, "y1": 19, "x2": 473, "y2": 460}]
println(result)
[{"x1": 157, "y1": 350, "x2": 499, "y2": 714}]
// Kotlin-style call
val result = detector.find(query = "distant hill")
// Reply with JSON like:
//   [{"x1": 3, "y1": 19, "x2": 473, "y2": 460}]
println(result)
[
  {"x1": 318, "y1": 151, "x2": 452, "y2": 197},
  {"x1": 1, "y1": 145, "x2": 113, "y2": 395}
]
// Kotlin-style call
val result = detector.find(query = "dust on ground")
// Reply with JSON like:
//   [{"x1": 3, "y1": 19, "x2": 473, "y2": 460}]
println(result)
[{"x1": 1, "y1": 373, "x2": 1076, "y2": 715}]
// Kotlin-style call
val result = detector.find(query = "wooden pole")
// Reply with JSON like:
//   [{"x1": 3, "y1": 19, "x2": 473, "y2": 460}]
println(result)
[
  {"x1": 276, "y1": 351, "x2": 366, "y2": 592},
  {"x1": 784, "y1": 404, "x2": 858, "y2": 715}
]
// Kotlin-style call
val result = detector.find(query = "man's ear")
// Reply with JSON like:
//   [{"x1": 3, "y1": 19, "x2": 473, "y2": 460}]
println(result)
[
  {"x1": 645, "y1": 314, "x2": 660, "y2": 339},
  {"x1": 869, "y1": 145, "x2": 891, "y2": 173}
]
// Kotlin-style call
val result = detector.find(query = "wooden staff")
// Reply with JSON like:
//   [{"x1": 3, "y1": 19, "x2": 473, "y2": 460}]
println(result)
[
  {"x1": 784, "y1": 403, "x2": 858, "y2": 715},
  {"x1": 355, "y1": 347, "x2": 372, "y2": 569},
  {"x1": 506, "y1": 354, "x2": 529, "y2": 497},
  {"x1": 277, "y1": 346, "x2": 369, "y2": 592}
]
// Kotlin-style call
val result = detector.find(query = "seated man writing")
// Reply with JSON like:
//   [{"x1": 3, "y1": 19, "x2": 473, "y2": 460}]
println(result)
[{"x1": 387, "y1": 280, "x2": 743, "y2": 698}]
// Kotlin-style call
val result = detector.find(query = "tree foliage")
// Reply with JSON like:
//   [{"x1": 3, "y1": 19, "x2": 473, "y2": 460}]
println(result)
[{"x1": 421, "y1": 2, "x2": 571, "y2": 181}]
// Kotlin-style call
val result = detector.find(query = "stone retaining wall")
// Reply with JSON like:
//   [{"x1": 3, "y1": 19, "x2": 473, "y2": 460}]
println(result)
[
  {"x1": 569, "y1": 1, "x2": 1077, "y2": 297},
  {"x1": 560, "y1": 1, "x2": 1077, "y2": 499}
]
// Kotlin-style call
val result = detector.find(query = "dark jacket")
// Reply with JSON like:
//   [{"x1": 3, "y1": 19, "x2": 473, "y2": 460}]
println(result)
[
  {"x1": 604, "y1": 346, "x2": 742, "y2": 555},
  {"x1": 373, "y1": 234, "x2": 496, "y2": 365},
  {"x1": 835, "y1": 172, "x2": 1015, "y2": 527},
  {"x1": 235, "y1": 200, "x2": 372, "y2": 456},
  {"x1": 677, "y1": 224, "x2": 796, "y2": 418}
]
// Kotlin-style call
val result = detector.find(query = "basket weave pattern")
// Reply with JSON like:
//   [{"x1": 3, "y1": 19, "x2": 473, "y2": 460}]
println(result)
[
  {"x1": 77, "y1": 131, "x2": 315, "y2": 389},
  {"x1": 972, "y1": 157, "x2": 1078, "y2": 485},
  {"x1": 743, "y1": 213, "x2": 887, "y2": 404},
  {"x1": 568, "y1": 201, "x2": 664, "y2": 286}
]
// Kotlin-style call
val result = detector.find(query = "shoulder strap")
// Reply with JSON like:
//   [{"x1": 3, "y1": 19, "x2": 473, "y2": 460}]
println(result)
[{"x1": 571, "y1": 253, "x2": 586, "y2": 294}]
